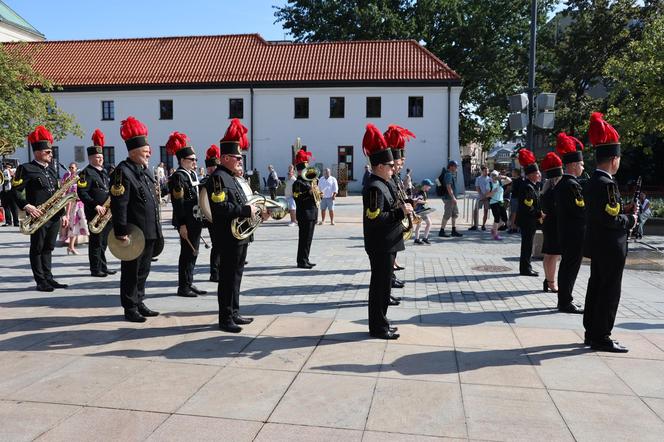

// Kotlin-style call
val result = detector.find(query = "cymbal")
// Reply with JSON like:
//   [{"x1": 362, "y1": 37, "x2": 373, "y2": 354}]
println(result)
[{"x1": 108, "y1": 223, "x2": 145, "y2": 261}]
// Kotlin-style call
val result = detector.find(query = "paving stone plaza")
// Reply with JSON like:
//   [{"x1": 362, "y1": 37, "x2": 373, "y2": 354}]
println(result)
[{"x1": 1, "y1": 196, "x2": 664, "y2": 441}]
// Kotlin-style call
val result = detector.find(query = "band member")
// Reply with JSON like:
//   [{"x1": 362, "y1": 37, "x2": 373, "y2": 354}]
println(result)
[
  {"x1": 554, "y1": 133, "x2": 586, "y2": 314},
  {"x1": 516, "y1": 149, "x2": 542, "y2": 277},
  {"x1": 206, "y1": 119, "x2": 260, "y2": 333},
  {"x1": 540, "y1": 152, "x2": 563, "y2": 295},
  {"x1": 583, "y1": 113, "x2": 636, "y2": 352},
  {"x1": 77, "y1": 129, "x2": 115, "y2": 277},
  {"x1": 204, "y1": 144, "x2": 221, "y2": 282},
  {"x1": 166, "y1": 131, "x2": 207, "y2": 298},
  {"x1": 12, "y1": 126, "x2": 69, "y2": 292},
  {"x1": 111, "y1": 116, "x2": 162, "y2": 323},
  {"x1": 292, "y1": 148, "x2": 318, "y2": 269},
  {"x1": 362, "y1": 124, "x2": 413, "y2": 340}
]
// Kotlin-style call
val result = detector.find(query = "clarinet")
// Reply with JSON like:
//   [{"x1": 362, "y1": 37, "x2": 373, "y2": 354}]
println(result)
[{"x1": 630, "y1": 176, "x2": 642, "y2": 237}]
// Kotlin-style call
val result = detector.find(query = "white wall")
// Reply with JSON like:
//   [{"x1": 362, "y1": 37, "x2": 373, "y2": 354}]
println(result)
[
  {"x1": 0, "y1": 22, "x2": 43, "y2": 41},
  {"x1": 14, "y1": 85, "x2": 464, "y2": 192}
]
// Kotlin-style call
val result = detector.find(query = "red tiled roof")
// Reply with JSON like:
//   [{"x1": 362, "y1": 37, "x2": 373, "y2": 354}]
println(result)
[{"x1": 5, "y1": 34, "x2": 460, "y2": 88}]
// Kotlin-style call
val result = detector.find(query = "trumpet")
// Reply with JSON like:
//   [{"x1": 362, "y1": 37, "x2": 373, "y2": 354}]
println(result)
[
  {"x1": 231, "y1": 194, "x2": 288, "y2": 240},
  {"x1": 20, "y1": 172, "x2": 79, "y2": 235},
  {"x1": 301, "y1": 166, "x2": 323, "y2": 207},
  {"x1": 88, "y1": 197, "x2": 111, "y2": 234}
]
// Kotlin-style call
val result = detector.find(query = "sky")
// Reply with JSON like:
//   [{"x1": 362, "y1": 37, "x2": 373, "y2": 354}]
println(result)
[{"x1": 7, "y1": 0, "x2": 291, "y2": 41}]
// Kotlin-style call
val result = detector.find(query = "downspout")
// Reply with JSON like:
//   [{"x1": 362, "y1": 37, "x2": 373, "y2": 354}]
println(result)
[
  {"x1": 250, "y1": 86, "x2": 254, "y2": 170},
  {"x1": 447, "y1": 85, "x2": 451, "y2": 162}
]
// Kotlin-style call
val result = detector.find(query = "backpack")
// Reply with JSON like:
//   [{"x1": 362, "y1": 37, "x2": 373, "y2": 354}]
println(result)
[{"x1": 436, "y1": 168, "x2": 448, "y2": 197}]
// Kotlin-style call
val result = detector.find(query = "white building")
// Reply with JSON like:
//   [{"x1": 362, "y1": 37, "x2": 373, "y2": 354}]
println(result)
[
  {"x1": 0, "y1": 1, "x2": 44, "y2": 42},
  {"x1": 9, "y1": 34, "x2": 463, "y2": 191}
]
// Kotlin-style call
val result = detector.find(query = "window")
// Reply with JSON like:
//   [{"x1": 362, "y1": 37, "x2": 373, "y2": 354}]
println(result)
[
  {"x1": 160, "y1": 100, "x2": 173, "y2": 120},
  {"x1": 338, "y1": 146, "x2": 354, "y2": 180},
  {"x1": 408, "y1": 96, "x2": 424, "y2": 118},
  {"x1": 329, "y1": 97, "x2": 345, "y2": 118},
  {"x1": 294, "y1": 97, "x2": 309, "y2": 119},
  {"x1": 229, "y1": 98, "x2": 244, "y2": 119},
  {"x1": 102, "y1": 100, "x2": 114, "y2": 121},
  {"x1": 103, "y1": 146, "x2": 115, "y2": 167},
  {"x1": 74, "y1": 146, "x2": 85, "y2": 163},
  {"x1": 366, "y1": 97, "x2": 381, "y2": 118},
  {"x1": 159, "y1": 145, "x2": 173, "y2": 170}
]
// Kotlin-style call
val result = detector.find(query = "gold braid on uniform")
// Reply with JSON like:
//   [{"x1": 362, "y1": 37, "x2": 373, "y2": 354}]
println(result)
[
  {"x1": 77, "y1": 171, "x2": 88, "y2": 189},
  {"x1": 110, "y1": 170, "x2": 125, "y2": 196},
  {"x1": 365, "y1": 188, "x2": 381, "y2": 220},
  {"x1": 211, "y1": 175, "x2": 226, "y2": 203},
  {"x1": 605, "y1": 183, "x2": 620, "y2": 216}
]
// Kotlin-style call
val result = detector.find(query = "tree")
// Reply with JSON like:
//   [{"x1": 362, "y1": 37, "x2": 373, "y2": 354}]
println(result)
[{"x1": 0, "y1": 43, "x2": 81, "y2": 154}]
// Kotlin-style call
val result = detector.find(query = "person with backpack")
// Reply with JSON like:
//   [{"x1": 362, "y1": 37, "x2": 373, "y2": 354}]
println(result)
[{"x1": 438, "y1": 160, "x2": 463, "y2": 238}]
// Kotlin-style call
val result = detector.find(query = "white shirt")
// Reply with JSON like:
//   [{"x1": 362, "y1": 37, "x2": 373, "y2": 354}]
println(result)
[
  {"x1": 284, "y1": 175, "x2": 296, "y2": 197},
  {"x1": 318, "y1": 175, "x2": 339, "y2": 198},
  {"x1": 475, "y1": 175, "x2": 491, "y2": 195},
  {"x1": 156, "y1": 166, "x2": 166, "y2": 183}
]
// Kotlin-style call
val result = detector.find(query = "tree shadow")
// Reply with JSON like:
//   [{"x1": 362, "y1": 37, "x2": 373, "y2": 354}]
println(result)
[{"x1": 616, "y1": 322, "x2": 664, "y2": 331}]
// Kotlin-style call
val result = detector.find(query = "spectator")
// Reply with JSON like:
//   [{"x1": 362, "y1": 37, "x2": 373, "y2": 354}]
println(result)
[
  {"x1": 61, "y1": 162, "x2": 89, "y2": 255},
  {"x1": 318, "y1": 168, "x2": 339, "y2": 225},
  {"x1": 635, "y1": 192, "x2": 652, "y2": 239},
  {"x1": 403, "y1": 168, "x2": 413, "y2": 197},
  {"x1": 469, "y1": 165, "x2": 491, "y2": 231},
  {"x1": 508, "y1": 168, "x2": 523, "y2": 233},
  {"x1": 362, "y1": 164, "x2": 371, "y2": 188},
  {"x1": 284, "y1": 166, "x2": 297, "y2": 226},
  {"x1": 486, "y1": 170, "x2": 512, "y2": 240},
  {"x1": 1, "y1": 163, "x2": 19, "y2": 226},
  {"x1": 267, "y1": 165, "x2": 280, "y2": 200},
  {"x1": 413, "y1": 179, "x2": 434, "y2": 244},
  {"x1": 156, "y1": 162, "x2": 166, "y2": 186},
  {"x1": 438, "y1": 160, "x2": 463, "y2": 237}
]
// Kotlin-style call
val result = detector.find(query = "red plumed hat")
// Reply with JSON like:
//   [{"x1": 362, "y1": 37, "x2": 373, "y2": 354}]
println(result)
[
  {"x1": 205, "y1": 144, "x2": 220, "y2": 167},
  {"x1": 166, "y1": 131, "x2": 195, "y2": 160},
  {"x1": 87, "y1": 128, "x2": 105, "y2": 156},
  {"x1": 363, "y1": 123, "x2": 392, "y2": 166},
  {"x1": 220, "y1": 118, "x2": 249, "y2": 155},
  {"x1": 518, "y1": 148, "x2": 539, "y2": 174},
  {"x1": 541, "y1": 152, "x2": 563, "y2": 178},
  {"x1": 384, "y1": 125, "x2": 415, "y2": 149},
  {"x1": 294, "y1": 149, "x2": 314, "y2": 170},
  {"x1": 120, "y1": 116, "x2": 149, "y2": 150},
  {"x1": 27, "y1": 125, "x2": 54, "y2": 151},
  {"x1": 588, "y1": 112, "x2": 621, "y2": 159},
  {"x1": 555, "y1": 132, "x2": 584, "y2": 164}
]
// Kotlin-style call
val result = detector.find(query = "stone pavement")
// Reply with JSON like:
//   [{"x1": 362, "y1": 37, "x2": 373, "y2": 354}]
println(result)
[{"x1": 1, "y1": 196, "x2": 664, "y2": 441}]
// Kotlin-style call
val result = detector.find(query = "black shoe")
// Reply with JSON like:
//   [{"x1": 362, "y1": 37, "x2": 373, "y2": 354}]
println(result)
[
  {"x1": 138, "y1": 303, "x2": 159, "y2": 317},
  {"x1": 394, "y1": 264, "x2": 405, "y2": 271},
  {"x1": 543, "y1": 279, "x2": 558, "y2": 292},
  {"x1": 438, "y1": 229, "x2": 450, "y2": 238},
  {"x1": 498, "y1": 225, "x2": 508, "y2": 231},
  {"x1": 297, "y1": 263, "x2": 314, "y2": 269},
  {"x1": 481, "y1": 225, "x2": 486, "y2": 231},
  {"x1": 520, "y1": 270, "x2": 539, "y2": 277},
  {"x1": 91, "y1": 271, "x2": 108, "y2": 278},
  {"x1": 124, "y1": 308, "x2": 147, "y2": 323},
  {"x1": 177, "y1": 289, "x2": 198, "y2": 298},
  {"x1": 391, "y1": 295, "x2": 402, "y2": 301},
  {"x1": 389, "y1": 326, "x2": 399, "y2": 332},
  {"x1": 103, "y1": 269, "x2": 117, "y2": 275},
  {"x1": 590, "y1": 339, "x2": 628, "y2": 353},
  {"x1": 391, "y1": 279, "x2": 405, "y2": 289},
  {"x1": 370, "y1": 331, "x2": 400, "y2": 340},
  {"x1": 232, "y1": 315, "x2": 254, "y2": 325},
  {"x1": 451, "y1": 229, "x2": 463, "y2": 237},
  {"x1": 421, "y1": 238, "x2": 431, "y2": 245},
  {"x1": 151, "y1": 258, "x2": 158, "y2": 262},
  {"x1": 414, "y1": 239, "x2": 423, "y2": 244},
  {"x1": 388, "y1": 299, "x2": 401, "y2": 306},
  {"x1": 468, "y1": 225, "x2": 478, "y2": 231},
  {"x1": 558, "y1": 302, "x2": 584, "y2": 314},
  {"x1": 47, "y1": 280, "x2": 68, "y2": 289},
  {"x1": 306, "y1": 262, "x2": 317, "y2": 267},
  {"x1": 219, "y1": 320, "x2": 242, "y2": 333},
  {"x1": 36, "y1": 283, "x2": 54, "y2": 292},
  {"x1": 190, "y1": 285, "x2": 207, "y2": 295}
]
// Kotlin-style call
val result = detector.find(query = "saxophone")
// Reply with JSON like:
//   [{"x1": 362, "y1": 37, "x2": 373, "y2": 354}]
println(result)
[
  {"x1": 88, "y1": 197, "x2": 111, "y2": 234},
  {"x1": 19, "y1": 172, "x2": 79, "y2": 235}
]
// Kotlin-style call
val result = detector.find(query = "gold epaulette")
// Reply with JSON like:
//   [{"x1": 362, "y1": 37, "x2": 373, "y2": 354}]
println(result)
[
  {"x1": 365, "y1": 208, "x2": 381, "y2": 219},
  {"x1": 172, "y1": 187, "x2": 184, "y2": 200},
  {"x1": 524, "y1": 198, "x2": 533, "y2": 207},
  {"x1": 211, "y1": 190, "x2": 226, "y2": 203},
  {"x1": 575, "y1": 198, "x2": 585, "y2": 208},
  {"x1": 605, "y1": 203, "x2": 620, "y2": 217}
]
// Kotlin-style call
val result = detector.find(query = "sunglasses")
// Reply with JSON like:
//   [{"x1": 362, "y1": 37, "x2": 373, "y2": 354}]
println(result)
[
  {"x1": 184, "y1": 157, "x2": 198, "y2": 161},
  {"x1": 42, "y1": 150, "x2": 53, "y2": 154}
]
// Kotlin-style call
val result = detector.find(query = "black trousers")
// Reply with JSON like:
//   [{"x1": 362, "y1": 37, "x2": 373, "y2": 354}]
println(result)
[
  {"x1": 367, "y1": 252, "x2": 395, "y2": 334},
  {"x1": 1, "y1": 191, "x2": 19, "y2": 225},
  {"x1": 557, "y1": 239, "x2": 583, "y2": 306},
  {"x1": 178, "y1": 222, "x2": 201, "y2": 292},
  {"x1": 583, "y1": 244, "x2": 627, "y2": 341},
  {"x1": 29, "y1": 219, "x2": 59, "y2": 286},
  {"x1": 120, "y1": 239, "x2": 155, "y2": 310},
  {"x1": 519, "y1": 225, "x2": 536, "y2": 273},
  {"x1": 297, "y1": 220, "x2": 316, "y2": 265},
  {"x1": 218, "y1": 243, "x2": 248, "y2": 321},
  {"x1": 208, "y1": 226, "x2": 220, "y2": 279},
  {"x1": 88, "y1": 222, "x2": 111, "y2": 274}
]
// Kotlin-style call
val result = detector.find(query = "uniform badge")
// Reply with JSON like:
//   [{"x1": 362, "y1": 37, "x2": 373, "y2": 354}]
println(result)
[
  {"x1": 575, "y1": 198, "x2": 585, "y2": 208},
  {"x1": 77, "y1": 172, "x2": 88, "y2": 189},
  {"x1": 523, "y1": 198, "x2": 534, "y2": 207},
  {"x1": 111, "y1": 183, "x2": 125, "y2": 196},
  {"x1": 172, "y1": 187, "x2": 184, "y2": 200},
  {"x1": 605, "y1": 202, "x2": 620, "y2": 216},
  {"x1": 365, "y1": 208, "x2": 381, "y2": 219},
  {"x1": 211, "y1": 190, "x2": 226, "y2": 203}
]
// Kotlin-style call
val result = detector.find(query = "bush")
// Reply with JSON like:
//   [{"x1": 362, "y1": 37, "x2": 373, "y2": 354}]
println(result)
[{"x1": 650, "y1": 198, "x2": 664, "y2": 218}]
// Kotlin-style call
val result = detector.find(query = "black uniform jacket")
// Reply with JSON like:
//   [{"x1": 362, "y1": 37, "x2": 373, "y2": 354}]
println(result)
[
  {"x1": 292, "y1": 177, "x2": 318, "y2": 221},
  {"x1": 516, "y1": 179, "x2": 542, "y2": 229},
  {"x1": 555, "y1": 174, "x2": 586, "y2": 245},
  {"x1": 109, "y1": 159, "x2": 161, "y2": 240},
  {"x1": 12, "y1": 161, "x2": 61, "y2": 213},
  {"x1": 583, "y1": 169, "x2": 636, "y2": 259},
  {"x1": 205, "y1": 165, "x2": 252, "y2": 246},
  {"x1": 363, "y1": 174, "x2": 405, "y2": 254},
  {"x1": 169, "y1": 168, "x2": 200, "y2": 228},
  {"x1": 77, "y1": 165, "x2": 110, "y2": 221}
]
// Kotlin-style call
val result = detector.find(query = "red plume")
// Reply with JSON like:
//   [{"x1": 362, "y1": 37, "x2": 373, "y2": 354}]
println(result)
[
  {"x1": 120, "y1": 116, "x2": 148, "y2": 141},
  {"x1": 517, "y1": 148, "x2": 536, "y2": 167},
  {"x1": 165, "y1": 131, "x2": 190, "y2": 156},
  {"x1": 588, "y1": 112, "x2": 619, "y2": 146},
  {"x1": 555, "y1": 132, "x2": 584, "y2": 156},
  {"x1": 362, "y1": 124, "x2": 388, "y2": 156},
  {"x1": 27, "y1": 125, "x2": 54, "y2": 144},
  {"x1": 541, "y1": 152, "x2": 562, "y2": 171},
  {"x1": 295, "y1": 149, "x2": 314, "y2": 165},
  {"x1": 91, "y1": 128, "x2": 105, "y2": 147},
  {"x1": 221, "y1": 118, "x2": 249, "y2": 150},
  {"x1": 383, "y1": 124, "x2": 416, "y2": 149},
  {"x1": 206, "y1": 144, "x2": 220, "y2": 160}
]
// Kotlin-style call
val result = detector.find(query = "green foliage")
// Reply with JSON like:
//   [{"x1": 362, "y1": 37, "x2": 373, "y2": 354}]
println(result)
[
  {"x1": 650, "y1": 199, "x2": 664, "y2": 218},
  {"x1": 0, "y1": 43, "x2": 81, "y2": 153}
]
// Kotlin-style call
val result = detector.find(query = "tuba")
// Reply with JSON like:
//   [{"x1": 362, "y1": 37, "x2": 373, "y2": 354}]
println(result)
[
  {"x1": 19, "y1": 172, "x2": 79, "y2": 235},
  {"x1": 301, "y1": 166, "x2": 323, "y2": 208},
  {"x1": 88, "y1": 197, "x2": 111, "y2": 234},
  {"x1": 231, "y1": 194, "x2": 288, "y2": 240}
]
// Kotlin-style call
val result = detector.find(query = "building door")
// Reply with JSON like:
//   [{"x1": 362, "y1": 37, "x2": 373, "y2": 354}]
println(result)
[
  {"x1": 337, "y1": 146, "x2": 353, "y2": 180},
  {"x1": 159, "y1": 146, "x2": 174, "y2": 171}
]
